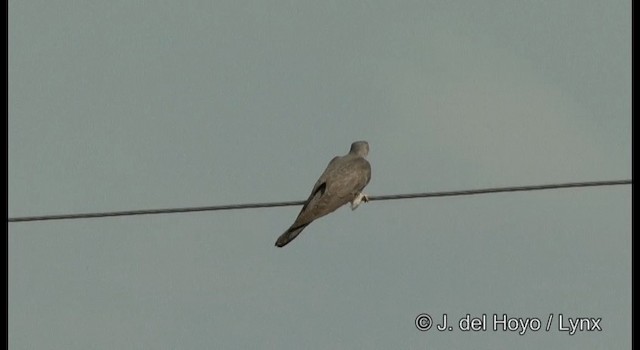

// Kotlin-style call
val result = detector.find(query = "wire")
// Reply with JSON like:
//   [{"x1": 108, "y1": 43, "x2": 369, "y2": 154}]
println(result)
[{"x1": 7, "y1": 179, "x2": 631, "y2": 223}]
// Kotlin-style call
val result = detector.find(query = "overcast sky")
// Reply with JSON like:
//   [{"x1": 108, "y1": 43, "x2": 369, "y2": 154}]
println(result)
[{"x1": 9, "y1": 1, "x2": 630, "y2": 349}]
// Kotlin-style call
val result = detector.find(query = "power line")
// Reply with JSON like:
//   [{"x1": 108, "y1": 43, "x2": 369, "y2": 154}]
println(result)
[{"x1": 7, "y1": 179, "x2": 631, "y2": 223}]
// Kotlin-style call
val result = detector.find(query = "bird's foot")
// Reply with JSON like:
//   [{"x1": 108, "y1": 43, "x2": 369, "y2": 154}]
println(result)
[{"x1": 350, "y1": 192, "x2": 369, "y2": 210}]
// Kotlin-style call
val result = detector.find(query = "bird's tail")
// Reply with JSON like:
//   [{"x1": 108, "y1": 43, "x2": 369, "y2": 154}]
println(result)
[{"x1": 275, "y1": 223, "x2": 310, "y2": 247}]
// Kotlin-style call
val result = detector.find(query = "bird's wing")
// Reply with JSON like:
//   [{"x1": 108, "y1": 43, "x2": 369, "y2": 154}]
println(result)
[
  {"x1": 292, "y1": 155, "x2": 370, "y2": 226},
  {"x1": 294, "y1": 156, "x2": 340, "y2": 215},
  {"x1": 326, "y1": 156, "x2": 371, "y2": 200}
]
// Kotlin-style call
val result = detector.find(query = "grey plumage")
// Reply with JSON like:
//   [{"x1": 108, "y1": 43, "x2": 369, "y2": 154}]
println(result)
[{"x1": 275, "y1": 141, "x2": 372, "y2": 247}]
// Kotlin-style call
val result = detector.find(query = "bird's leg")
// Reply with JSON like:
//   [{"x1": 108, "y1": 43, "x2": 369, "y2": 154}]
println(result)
[{"x1": 350, "y1": 192, "x2": 369, "y2": 210}]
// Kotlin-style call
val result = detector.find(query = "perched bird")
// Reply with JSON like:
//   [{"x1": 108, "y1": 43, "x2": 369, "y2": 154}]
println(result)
[{"x1": 275, "y1": 141, "x2": 372, "y2": 247}]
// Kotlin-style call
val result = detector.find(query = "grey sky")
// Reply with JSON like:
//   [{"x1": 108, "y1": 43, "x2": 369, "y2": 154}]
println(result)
[{"x1": 9, "y1": 1, "x2": 630, "y2": 349}]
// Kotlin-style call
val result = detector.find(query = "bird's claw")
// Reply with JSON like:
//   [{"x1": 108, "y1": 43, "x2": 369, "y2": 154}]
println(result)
[{"x1": 350, "y1": 192, "x2": 369, "y2": 210}]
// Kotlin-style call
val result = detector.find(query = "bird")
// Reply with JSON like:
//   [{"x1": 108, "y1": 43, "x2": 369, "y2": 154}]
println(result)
[{"x1": 275, "y1": 140, "x2": 372, "y2": 247}]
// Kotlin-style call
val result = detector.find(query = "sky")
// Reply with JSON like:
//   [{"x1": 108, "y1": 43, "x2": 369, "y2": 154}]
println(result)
[{"x1": 8, "y1": 1, "x2": 631, "y2": 349}]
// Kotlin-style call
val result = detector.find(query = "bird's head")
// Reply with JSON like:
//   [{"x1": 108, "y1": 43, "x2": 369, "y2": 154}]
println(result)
[{"x1": 349, "y1": 141, "x2": 369, "y2": 157}]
